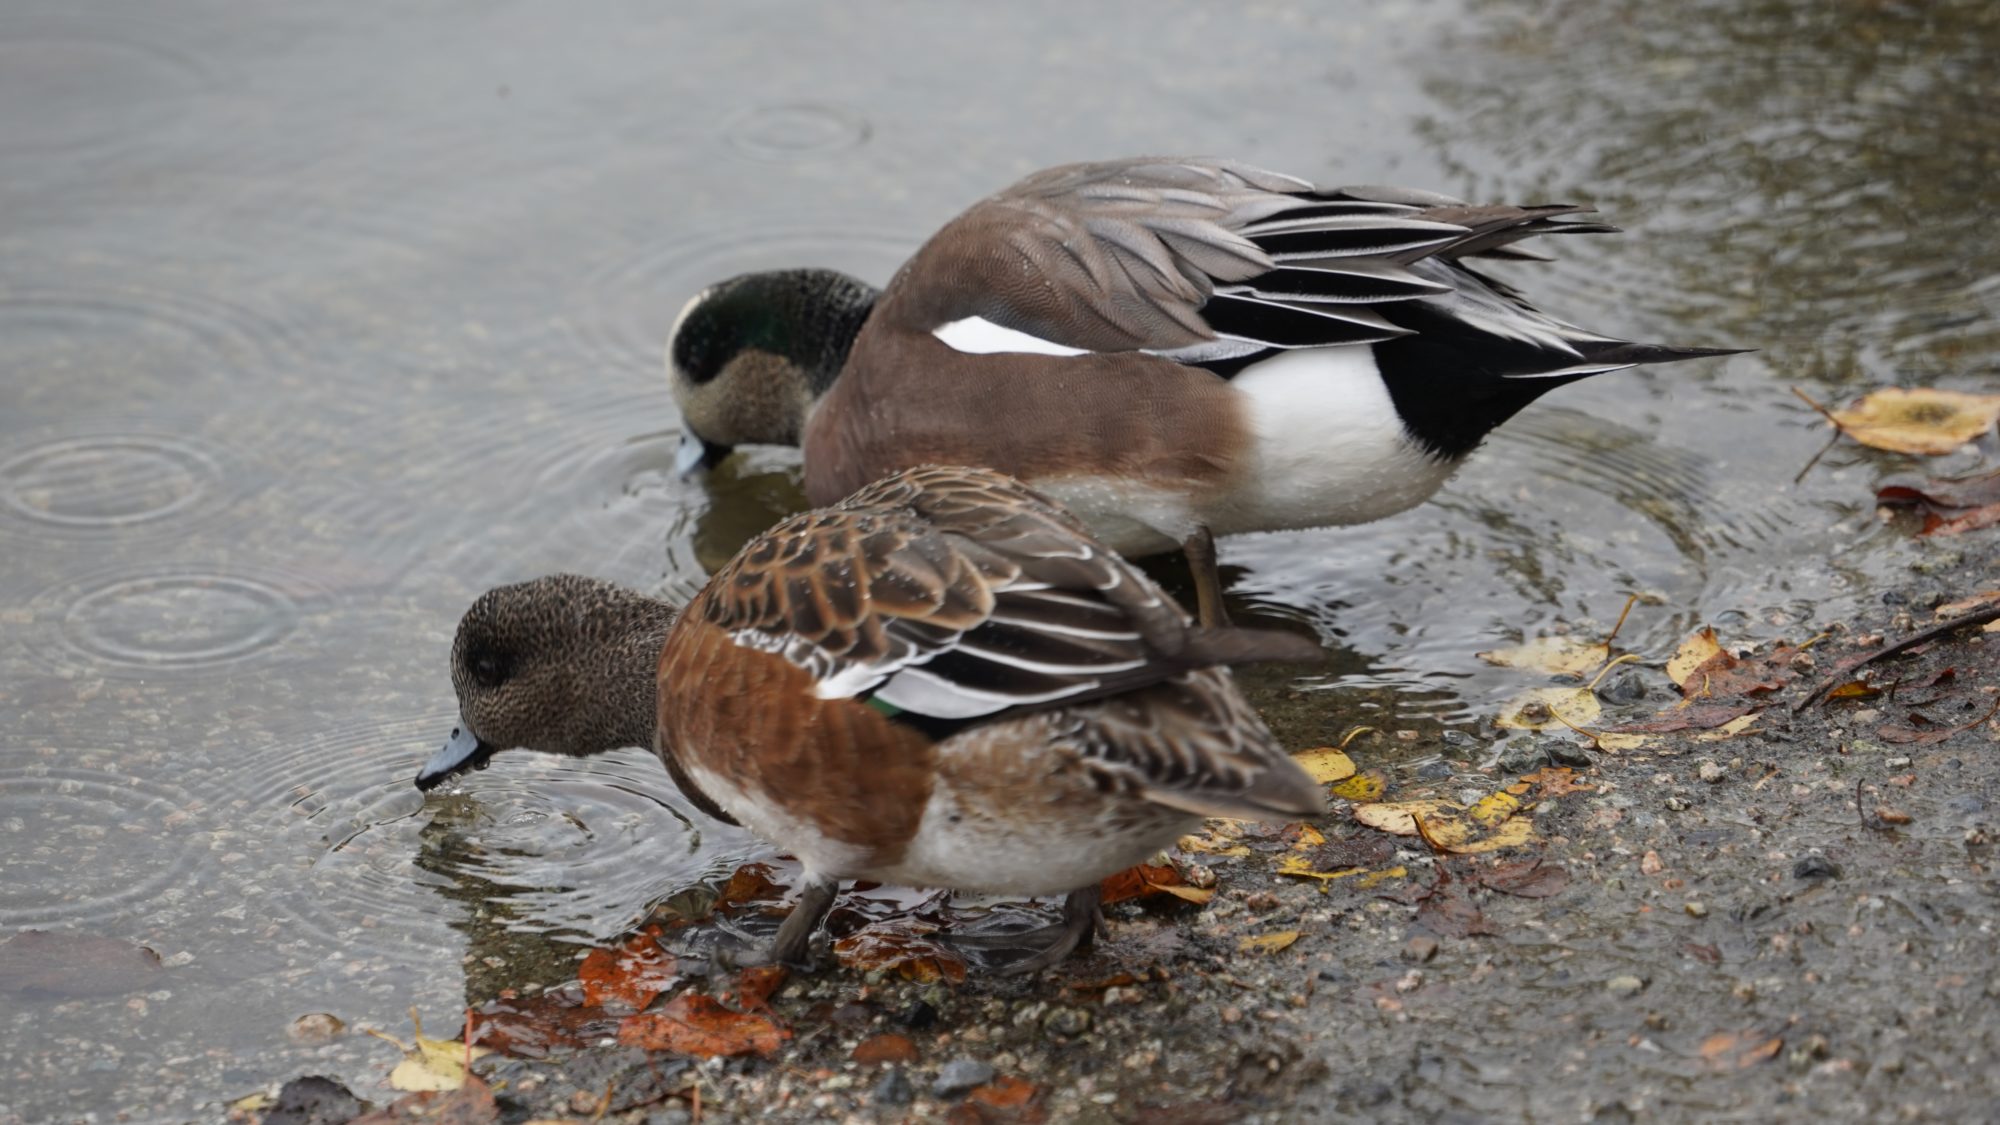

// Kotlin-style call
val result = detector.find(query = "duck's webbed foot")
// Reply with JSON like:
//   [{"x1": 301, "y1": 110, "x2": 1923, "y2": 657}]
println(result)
[{"x1": 948, "y1": 884, "x2": 1103, "y2": 975}]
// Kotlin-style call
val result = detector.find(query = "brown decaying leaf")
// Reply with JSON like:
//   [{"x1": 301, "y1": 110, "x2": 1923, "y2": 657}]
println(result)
[
  {"x1": 1604, "y1": 702, "x2": 1758, "y2": 734},
  {"x1": 852, "y1": 1031, "x2": 919, "y2": 1065},
  {"x1": 1827, "y1": 387, "x2": 2000, "y2": 454},
  {"x1": 833, "y1": 921, "x2": 967, "y2": 983},
  {"x1": 616, "y1": 992, "x2": 787, "y2": 1057},
  {"x1": 578, "y1": 928, "x2": 678, "y2": 1010},
  {"x1": 1515, "y1": 766, "x2": 1596, "y2": 797},
  {"x1": 1879, "y1": 469, "x2": 2000, "y2": 536},
  {"x1": 1099, "y1": 863, "x2": 1213, "y2": 906},
  {"x1": 947, "y1": 1075, "x2": 1047, "y2": 1125},
  {"x1": 465, "y1": 993, "x2": 621, "y2": 1057},
  {"x1": 0, "y1": 930, "x2": 162, "y2": 999},
  {"x1": 1414, "y1": 867, "x2": 1501, "y2": 939},
  {"x1": 1878, "y1": 697, "x2": 2000, "y2": 745},
  {"x1": 724, "y1": 964, "x2": 788, "y2": 1012},
  {"x1": 1479, "y1": 859, "x2": 1572, "y2": 899}
]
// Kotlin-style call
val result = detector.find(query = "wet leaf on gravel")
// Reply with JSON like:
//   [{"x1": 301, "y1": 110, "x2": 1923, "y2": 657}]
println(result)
[
  {"x1": 1353, "y1": 797, "x2": 1537, "y2": 855},
  {"x1": 1479, "y1": 858, "x2": 1571, "y2": 898},
  {"x1": 1413, "y1": 865, "x2": 1501, "y2": 939},
  {"x1": 1238, "y1": 931, "x2": 1300, "y2": 954},
  {"x1": 1330, "y1": 768, "x2": 1390, "y2": 802},
  {"x1": 1878, "y1": 469, "x2": 2000, "y2": 535},
  {"x1": 1604, "y1": 702, "x2": 1759, "y2": 733},
  {"x1": 852, "y1": 1031, "x2": 919, "y2": 1065},
  {"x1": 0, "y1": 930, "x2": 162, "y2": 999},
  {"x1": 350, "y1": 1075, "x2": 499, "y2": 1125},
  {"x1": 1478, "y1": 635, "x2": 1610, "y2": 677},
  {"x1": 464, "y1": 992, "x2": 619, "y2": 1057},
  {"x1": 1494, "y1": 686, "x2": 1602, "y2": 731},
  {"x1": 947, "y1": 1074, "x2": 1046, "y2": 1124},
  {"x1": 578, "y1": 927, "x2": 679, "y2": 1010},
  {"x1": 1877, "y1": 698, "x2": 2000, "y2": 745},
  {"x1": 834, "y1": 918, "x2": 968, "y2": 983},
  {"x1": 1100, "y1": 862, "x2": 1215, "y2": 906},
  {"x1": 616, "y1": 992, "x2": 787, "y2": 1057},
  {"x1": 1699, "y1": 1030, "x2": 1784, "y2": 1069},
  {"x1": 1829, "y1": 388, "x2": 2000, "y2": 454},
  {"x1": 367, "y1": 1010, "x2": 490, "y2": 1093},
  {"x1": 723, "y1": 964, "x2": 788, "y2": 1013},
  {"x1": 1516, "y1": 766, "x2": 1595, "y2": 797},
  {"x1": 1293, "y1": 746, "x2": 1357, "y2": 783}
]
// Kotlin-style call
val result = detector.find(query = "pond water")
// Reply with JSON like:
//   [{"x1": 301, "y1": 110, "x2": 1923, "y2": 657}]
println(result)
[{"x1": 1, "y1": 1, "x2": 1993, "y2": 1120}]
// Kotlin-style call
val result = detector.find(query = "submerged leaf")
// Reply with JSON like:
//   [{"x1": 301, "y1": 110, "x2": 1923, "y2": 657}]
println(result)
[
  {"x1": 578, "y1": 928, "x2": 679, "y2": 1010},
  {"x1": 1667, "y1": 628, "x2": 1729, "y2": 689},
  {"x1": 1829, "y1": 388, "x2": 2000, "y2": 454},
  {"x1": 1478, "y1": 635, "x2": 1610, "y2": 677}
]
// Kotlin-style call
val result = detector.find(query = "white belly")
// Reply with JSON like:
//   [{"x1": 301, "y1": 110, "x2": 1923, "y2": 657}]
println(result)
[{"x1": 1203, "y1": 347, "x2": 1461, "y2": 535}]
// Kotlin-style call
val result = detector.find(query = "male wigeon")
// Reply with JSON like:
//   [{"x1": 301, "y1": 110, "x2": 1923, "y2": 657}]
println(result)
[
  {"x1": 667, "y1": 157, "x2": 1743, "y2": 625},
  {"x1": 417, "y1": 465, "x2": 1323, "y2": 972}
]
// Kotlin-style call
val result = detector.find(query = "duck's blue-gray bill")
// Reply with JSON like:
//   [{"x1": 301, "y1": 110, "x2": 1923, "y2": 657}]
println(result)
[
  {"x1": 674, "y1": 430, "x2": 732, "y2": 478},
  {"x1": 415, "y1": 725, "x2": 497, "y2": 791}
]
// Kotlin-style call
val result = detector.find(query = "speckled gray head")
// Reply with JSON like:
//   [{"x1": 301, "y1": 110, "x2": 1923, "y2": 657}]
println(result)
[{"x1": 415, "y1": 574, "x2": 677, "y2": 792}]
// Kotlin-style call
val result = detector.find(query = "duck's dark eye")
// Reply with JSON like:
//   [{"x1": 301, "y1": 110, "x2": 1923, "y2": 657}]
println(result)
[{"x1": 468, "y1": 649, "x2": 509, "y2": 689}]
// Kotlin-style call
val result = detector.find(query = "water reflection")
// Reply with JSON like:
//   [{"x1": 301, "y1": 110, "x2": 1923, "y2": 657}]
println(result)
[{"x1": 1416, "y1": 0, "x2": 2000, "y2": 377}]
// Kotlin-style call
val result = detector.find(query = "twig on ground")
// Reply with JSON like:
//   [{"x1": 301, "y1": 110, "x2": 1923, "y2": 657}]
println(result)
[{"x1": 1794, "y1": 604, "x2": 2000, "y2": 712}]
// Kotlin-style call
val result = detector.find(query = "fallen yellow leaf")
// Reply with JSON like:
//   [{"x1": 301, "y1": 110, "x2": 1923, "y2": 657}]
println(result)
[
  {"x1": 1477, "y1": 635, "x2": 1610, "y2": 678},
  {"x1": 1239, "y1": 931, "x2": 1300, "y2": 954},
  {"x1": 1356, "y1": 865, "x2": 1408, "y2": 889},
  {"x1": 1353, "y1": 799, "x2": 1539, "y2": 854},
  {"x1": 1828, "y1": 388, "x2": 2000, "y2": 455},
  {"x1": 1330, "y1": 768, "x2": 1389, "y2": 802},
  {"x1": 1495, "y1": 687, "x2": 1601, "y2": 731},
  {"x1": 1148, "y1": 881, "x2": 1216, "y2": 904},
  {"x1": 1696, "y1": 713, "x2": 1761, "y2": 742},
  {"x1": 1468, "y1": 788, "x2": 1526, "y2": 829},
  {"x1": 1292, "y1": 747, "x2": 1358, "y2": 784},
  {"x1": 1667, "y1": 628, "x2": 1726, "y2": 689},
  {"x1": 366, "y1": 1009, "x2": 489, "y2": 1093},
  {"x1": 1275, "y1": 854, "x2": 1363, "y2": 882}
]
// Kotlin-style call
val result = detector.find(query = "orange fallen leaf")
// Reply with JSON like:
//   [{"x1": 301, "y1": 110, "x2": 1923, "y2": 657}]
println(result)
[
  {"x1": 1517, "y1": 767, "x2": 1595, "y2": 797},
  {"x1": 1700, "y1": 1030, "x2": 1783, "y2": 1069},
  {"x1": 852, "y1": 1031, "x2": 919, "y2": 1065},
  {"x1": 579, "y1": 929, "x2": 678, "y2": 1010},
  {"x1": 833, "y1": 922, "x2": 967, "y2": 984},
  {"x1": 1100, "y1": 863, "x2": 1212, "y2": 906},
  {"x1": 616, "y1": 992, "x2": 786, "y2": 1057},
  {"x1": 723, "y1": 964, "x2": 787, "y2": 1013}
]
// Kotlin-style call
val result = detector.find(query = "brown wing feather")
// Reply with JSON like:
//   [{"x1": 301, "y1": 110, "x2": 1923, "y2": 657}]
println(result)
[{"x1": 694, "y1": 465, "x2": 1317, "y2": 721}]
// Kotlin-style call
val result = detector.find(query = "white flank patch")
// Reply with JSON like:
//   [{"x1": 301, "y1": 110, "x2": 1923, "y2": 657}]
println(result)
[
  {"x1": 933, "y1": 316, "x2": 1089, "y2": 357},
  {"x1": 1213, "y1": 346, "x2": 1462, "y2": 532}
]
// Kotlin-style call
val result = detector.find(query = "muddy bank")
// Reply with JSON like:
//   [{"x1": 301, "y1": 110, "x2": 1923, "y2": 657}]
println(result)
[{"x1": 230, "y1": 536, "x2": 1999, "y2": 1124}]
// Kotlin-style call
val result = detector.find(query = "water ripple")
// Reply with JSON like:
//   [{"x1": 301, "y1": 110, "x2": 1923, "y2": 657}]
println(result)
[{"x1": 0, "y1": 746, "x2": 217, "y2": 928}]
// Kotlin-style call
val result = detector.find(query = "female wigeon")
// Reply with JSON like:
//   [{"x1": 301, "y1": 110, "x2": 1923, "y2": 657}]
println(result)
[
  {"x1": 667, "y1": 157, "x2": 1743, "y2": 625},
  {"x1": 417, "y1": 465, "x2": 1323, "y2": 972}
]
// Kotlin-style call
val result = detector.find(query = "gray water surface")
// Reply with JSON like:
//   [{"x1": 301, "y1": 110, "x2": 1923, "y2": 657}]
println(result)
[{"x1": 1, "y1": 1, "x2": 1993, "y2": 1121}]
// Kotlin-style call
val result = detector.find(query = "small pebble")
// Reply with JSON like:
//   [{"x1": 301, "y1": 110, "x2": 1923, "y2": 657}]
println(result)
[
  {"x1": 1886, "y1": 756, "x2": 1913, "y2": 769},
  {"x1": 932, "y1": 1058, "x2": 995, "y2": 1099},
  {"x1": 1400, "y1": 936, "x2": 1439, "y2": 964},
  {"x1": 872, "y1": 1068, "x2": 914, "y2": 1106},
  {"x1": 1697, "y1": 761, "x2": 1727, "y2": 784},
  {"x1": 1793, "y1": 855, "x2": 1841, "y2": 880},
  {"x1": 1665, "y1": 796, "x2": 1690, "y2": 812},
  {"x1": 1606, "y1": 975, "x2": 1646, "y2": 998},
  {"x1": 1640, "y1": 850, "x2": 1665, "y2": 875},
  {"x1": 1044, "y1": 1007, "x2": 1091, "y2": 1037},
  {"x1": 1875, "y1": 806, "x2": 1912, "y2": 825},
  {"x1": 1685, "y1": 901, "x2": 1708, "y2": 918}
]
